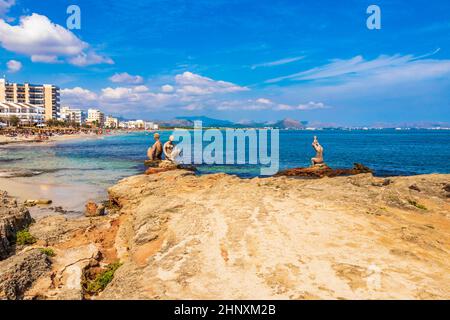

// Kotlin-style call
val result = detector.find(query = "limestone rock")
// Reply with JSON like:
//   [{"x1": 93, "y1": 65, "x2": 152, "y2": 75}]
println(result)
[
  {"x1": 0, "y1": 191, "x2": 32, "y2": 260},
  {"x1": 444, "y1": 183, "x2": 450, "y2": 193},
  {"x1": 102, "y1": 170, "x2": 450, "y2": 300},
  {"x1": 144, "y1": 159, "x2": 196, "y2": 175},
  {"x1": 0, "y1": 249, "x2": 51, "y2": 300},
  {"x1": 29, "y1": 216, "x2": 92, "y2": 246},
  {"x1": 85, "y1": 201, "x2": 105, "y2": 217},
  {"x1": 1, "y1": 170, "x2": 449, "y2": 300},
  {"x1": 144, "y1": 160, "x2": 161, "y2": 167},
  {"x1": 48, "y1": 244, "x2": 100, "y2": 300},
  {"x1": 145, "y1": 160, "x2": 178, "y2": 175},
  {"x1": 158, "y1": 160, "x2": 177, "y2": 169},
  {"x1": 276, "y1": 163, "x2": 373, "y2": 178},
  {"x1": 25, "y1": 199, "x2": 52, "y2": 207},
  {"x1": 24, "y1": 200, "x2": 37, "y2": 207},
  {"x1": 443, "y1": 183, "x2": 450, "y2": 198},
  {"x1": 409, "y1": 184, "x2": 421, "y2": 192},
  {"x1": 36, "y1": 199, "x2": 52, "y2": 205}
]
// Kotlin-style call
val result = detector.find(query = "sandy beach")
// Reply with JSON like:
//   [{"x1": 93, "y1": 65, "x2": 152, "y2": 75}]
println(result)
[
  {"x1": 0, "y1": 132, "x2": 125, "y2": 217},
  {"x1": 0, "y1": 176, "x2": 107, "y2": 218},
  {"x1": 0, "y1": 132, "x2": 103, "y2": 146}
]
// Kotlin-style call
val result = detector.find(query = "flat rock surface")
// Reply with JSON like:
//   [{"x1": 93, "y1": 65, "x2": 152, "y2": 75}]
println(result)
[{"x1": 102, "y1": 170, "x2": 450, "y2": 299}]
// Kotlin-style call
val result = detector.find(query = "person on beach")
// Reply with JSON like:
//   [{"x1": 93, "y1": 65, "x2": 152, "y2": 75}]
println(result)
[
  {"x1": 147, "y1": 133, "x2": 163, "y2": 160},
  {"x1": 311, "y1": 136, "x2": 324, "y2": 166}
]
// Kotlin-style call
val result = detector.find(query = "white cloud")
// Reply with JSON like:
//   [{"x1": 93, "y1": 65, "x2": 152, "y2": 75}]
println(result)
[
  {"x1": 251, "y1": 56, "x2": 305, "y2": 69},
  {"x1": 161, "y1": 84, "x2": 174, "y2": 93},
  {"x1": 101, "y1": 86, "x2": 149, "y2": 101},
  {"x1": 6, "y1": 59, "x2": 21, "y2": 73},
  {"x1": 266, "y1": 52, "x2": 449, "y2": 83},
  {"x1": 217, "y1": 100, "x2": 270, "y2": 111},
  {"x1": 109, "y1": 72, "x2": 144, "y2": 84},
  {"x1": 31, "y1": 55, "x2": 59, "y2": 63},
  {"x1": 216, "y1": 98, "x2": 328, "y2": 112},
  {"x1": 297, "y1": 101, "x2": 327, "y2": 110},
  {"x1": 175, "y1": 71, "x2": 248, "y2": 95},
  {"x1": 0, "y1": 13, "x2": 113, "y2": 66},
  {"x1": 275, "y1": 104, "x2": 294, "y2": 111},
  {"x1": 68, "y1": 51, "x2": 114, "y2": 67},
  {"x1": 276, "y1": 101, "x2": 329, "y2": 111},
  {"x1": 256, "y1": 98, "x2": 272, "y2": 104},
  {"x1": 0, "y1": 0, "x2": 14, "y2": 16},
  {"x1": 97, "y1": 86, "x2": 176, "y2": 114},
  {"x1": 181, "y1": 103, "x2": 205, "y2": 111},
  {"x1": 269, "y1": 52, "x2": 450, "y2": 111},
  {"x1": 62, "y1": 87, "x2": 98, "y2": 100},
  {"x1": 61, "y1": 87, "x2": 98, "y2": 107},
  {"x1": 61, "y1": 72, "x2": 321, "y2": 114}
]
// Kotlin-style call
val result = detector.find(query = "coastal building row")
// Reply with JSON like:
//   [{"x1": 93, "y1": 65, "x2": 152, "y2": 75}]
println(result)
[
  {"x1": 119, "y1": 120, "x2": 158, "y2": 130},
  {"x1": 62, "y1": 107, "x2": 116, "y2": 128},
  {"x1": 60, "y1": 107, "x2": 158, "y2": 130},
  {"x1": 0, "y1": 78, "x2": 158, "y2": 129},
  {"x1": 0, "y1": 79, "x2": 60, "y2": 122}
]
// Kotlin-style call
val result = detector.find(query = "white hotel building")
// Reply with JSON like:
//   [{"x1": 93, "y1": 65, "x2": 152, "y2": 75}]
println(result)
[
  {"x1": 0, "y1": 102, "x2": 45, "y2": 125},
  {"x1": 86, "y1": 108, "x2": 105, "y2": 127},
  {"x1": 60, "y1": 106, "x2": 85, "y2": 125},
  {"x1": 118, "y1": 120, "x2": 159, "y2": 130},
  {"x1": 0, "y1": 78, "x2": 60, "y2": 124}
]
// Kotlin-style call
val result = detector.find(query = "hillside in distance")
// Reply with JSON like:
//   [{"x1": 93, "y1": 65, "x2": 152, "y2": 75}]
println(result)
[{"x1": 158, "y1": 116, "x2": 307, "y2": 129}]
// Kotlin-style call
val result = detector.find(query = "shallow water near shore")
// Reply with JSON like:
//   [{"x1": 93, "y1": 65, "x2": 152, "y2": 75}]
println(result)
[{"x1": 0, "y1": 129, "x2": 449, "y2": 213}]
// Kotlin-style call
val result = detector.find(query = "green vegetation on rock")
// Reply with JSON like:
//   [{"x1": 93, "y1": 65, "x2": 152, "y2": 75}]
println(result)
[
  {"x1": 85, "y1": 261, "x2": 122, "y2": 294},
  {"x1": 408, "y1": 199, "x2": 428, "y2": 210},
  {"x1": 39, "y1": 248, "x2": 55, "y2": 257},
  {"x1": 16, "y1": 229, "x2": 36, "y2": 245}
]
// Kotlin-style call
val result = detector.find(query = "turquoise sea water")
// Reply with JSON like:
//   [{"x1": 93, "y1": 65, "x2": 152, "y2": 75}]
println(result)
[{"x1": 0, "y1": 130, "x2": 449, "y2": 189}]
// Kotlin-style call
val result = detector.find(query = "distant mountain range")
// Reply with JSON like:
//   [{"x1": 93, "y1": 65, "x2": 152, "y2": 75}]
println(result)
[
  {"x1": 370, "y1": 121, "x2": 450, "y2": 129},
  {"x1": 125, "y1": 116, "x2": 449, "y2": 130},
  {"x1": 175, "y1": 116, "x2": 236, "y2": 127},
  {"x1": 271, "y1": 118, "x2": 305, "y2": 129},
  {"x1": 157, "y1": 116, "x2": 307, "y2": 129}
]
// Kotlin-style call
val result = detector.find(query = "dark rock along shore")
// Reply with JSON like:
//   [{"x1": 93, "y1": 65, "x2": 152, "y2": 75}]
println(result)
[{"x1": 0, "y1": 191, "x2": 32, "y2": 260}]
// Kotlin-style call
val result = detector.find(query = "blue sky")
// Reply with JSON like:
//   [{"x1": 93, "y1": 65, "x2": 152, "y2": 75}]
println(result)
[{"x1": 1, "y1": 0, "x2": 449, "y2": 125}]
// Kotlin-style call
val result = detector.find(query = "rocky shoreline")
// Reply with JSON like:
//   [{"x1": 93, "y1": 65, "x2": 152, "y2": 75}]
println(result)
[{"x1": 0, "y1": 170, "x2": 449, "y2": 299}]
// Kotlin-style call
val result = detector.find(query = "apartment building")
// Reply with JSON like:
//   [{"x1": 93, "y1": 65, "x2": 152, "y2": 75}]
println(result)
[
  {"x1": 118, "y1": 120, "x2": 159, "y2": 130},
  {"x1": 60, "y1": 106, "x2": 85, "y2": 125},
  {"x1": 87, "y1": 108, "x2": 105, "y2": 127},
  {"x1": 105, "y1": 116, "x2": 119, "y2": 128},
  {"x1": 0, "y1": 78, "x2": 60, "y2": 120},
  {"x1": 0, "y1": 102, "x2": 45, "y2": 125},
  {"x1": 119, "y1": 120, "x2": 144, "y2": 129},
  {"x1": 144, "y1": 121, "x2": 159, "y2": 130}
]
